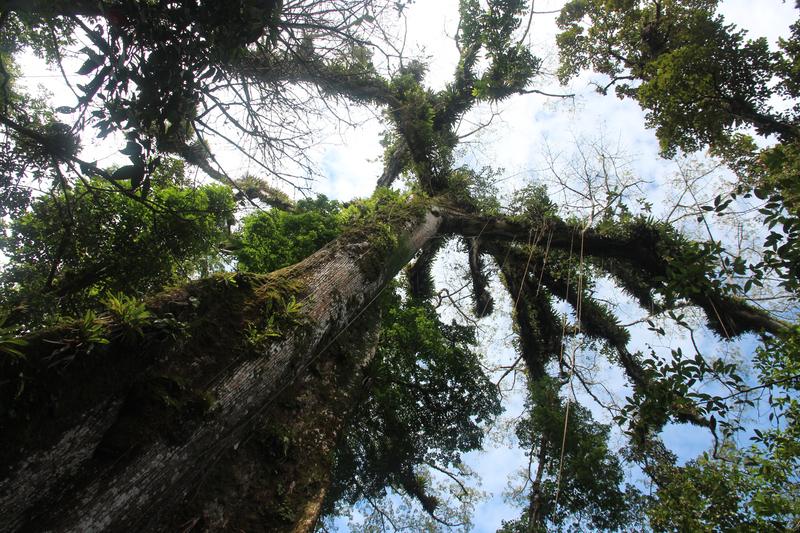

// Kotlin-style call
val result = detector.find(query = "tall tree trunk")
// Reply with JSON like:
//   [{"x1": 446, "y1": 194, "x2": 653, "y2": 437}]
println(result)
[
  {"x1": 0, "y1": 202, "x2": 442, "y2": 532},
  {"x1": 164, "y1": 311, "x2": 384, "y2": 533}
]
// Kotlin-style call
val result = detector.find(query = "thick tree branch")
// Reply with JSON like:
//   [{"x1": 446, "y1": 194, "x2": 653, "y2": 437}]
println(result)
[
  {"x1": 236, "y1": 52, "x2": 398, "y2": 109},
  {"x1": 376, "y1": 140, "x2": 409, "y2": 189},
  {"x1": 466, "y1": 237, "x2": 494, "y2": 317},
  {"x1": 406, "y1": 238, "x2": 443, "y2": 302},
  {"x1": 440, "y1": 206, "x2": 786, "y2": 336}
]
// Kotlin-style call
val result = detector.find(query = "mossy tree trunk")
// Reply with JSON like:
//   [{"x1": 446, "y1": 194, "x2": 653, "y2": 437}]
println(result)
[
  {"x1": 163, "y1": 312, "x2": 384, "y2": 532},
  {"x1": 0, "y1": 203, "x2": 441, "y2": 532}
]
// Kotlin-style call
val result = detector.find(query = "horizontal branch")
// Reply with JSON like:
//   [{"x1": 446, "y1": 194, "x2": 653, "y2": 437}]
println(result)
[
  {"x1": 235, "y1": 52, "x2": 397, "y2": 109},
  {"x1": 438, "y1": 205, "x2": 786, "y2": 336}
]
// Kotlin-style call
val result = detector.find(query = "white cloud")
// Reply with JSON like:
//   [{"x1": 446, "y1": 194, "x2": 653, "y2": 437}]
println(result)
[{"x1": 719, "y1": 0, "x2": 797, "y2": 46}]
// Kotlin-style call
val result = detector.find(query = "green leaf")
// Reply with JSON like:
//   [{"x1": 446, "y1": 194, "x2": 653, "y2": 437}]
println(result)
[{"x1": 77, "y1": 56, "x2": 103, "y2": 76}]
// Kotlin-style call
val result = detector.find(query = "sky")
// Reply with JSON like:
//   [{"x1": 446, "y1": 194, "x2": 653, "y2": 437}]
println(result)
[{"x1": 11, "y1": 1, "x2": 799, "y2": 531}]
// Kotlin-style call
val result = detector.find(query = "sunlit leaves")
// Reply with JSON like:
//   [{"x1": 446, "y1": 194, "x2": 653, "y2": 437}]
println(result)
[
  {"x1": 558, "y1": 0, "x2": 781, "y2": 152},
  {"x1": 235, "y1": 196, "x2": 342, "y2": 273}
]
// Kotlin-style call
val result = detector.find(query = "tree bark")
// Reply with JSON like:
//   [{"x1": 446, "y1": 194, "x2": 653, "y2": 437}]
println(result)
[{"x1": 163, "y1": 311, "x2": 385, "y2": 533}]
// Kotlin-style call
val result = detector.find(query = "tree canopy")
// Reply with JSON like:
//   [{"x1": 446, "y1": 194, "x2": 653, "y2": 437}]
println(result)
[{"x1": 0, "y1": 1, "x2": 798, "y2": 532}]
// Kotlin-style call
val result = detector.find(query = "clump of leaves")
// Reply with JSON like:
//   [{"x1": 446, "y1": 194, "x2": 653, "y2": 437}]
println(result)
[
  {"x1": 0, "y1": 316, "x2": 27, "y2": 360},
  {"x1": 446, "y1": 166, "x2": 503, "y2": 214},
  {"x1": 246, "y1": 297, "x2": 304, "y2": 346},
  {"x1": 647, "y1": 446, "x2": 793, "y2": 532},
  {"x1": 502, "y1": 376, "x2": 636, "y2": 532},
  {"x1": 71, "y1": 310, "x2": 110, "y2": 348},
  {"x1": 150, "y1": 312, "x2": 189, "y2": 347},
  {"x1": 234, "y1": 174, "x2": 294, "y2": 210},
  {"x1": 44, "y1": 310, "x2": 111, "y2": 369},
  {"x1": 509, "y1": 184, "x2": 558, "y2": 223},
  {"x1": 0, "y1": 170, "x2": 235, "y2": 329},
  {"x1": 103, "y1": 292, "x2": 151, "y2": 340},
  {"x1": 246, "y1": 280, "x2": 306, "y2": 347},
  {"x1": 235, "y1": 195, "x2": 342, "y2": 273}
]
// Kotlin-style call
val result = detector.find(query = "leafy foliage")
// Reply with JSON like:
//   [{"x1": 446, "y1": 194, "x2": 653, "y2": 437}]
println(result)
[
  {"x1": 0, "y1": 317, "x2": 27, "y2": 360},
  {"x1": 459, "y1": 0, "x2": 541, "y2": 101},
  {"x1": 556, "y1": 0, "x2": 800, "y2": 301},
  {"x1": 501, "y1": 377, "x2": 635, "y2": 532},
  {"x1": 743, "y1": 327, "x2": 800, "y2": 521},
  {"x1": 8, "y1": 1, "x2": 281, "y2": 153},
  {"x1": 102, "y1": 292, "x2": 152, "y2": 341},
  {"x1": 235, "y1": 196, "x2": 342, "y2": 273},
  {"x1": 556, "y1": 0, "x2": 787, "y2": 154},
  {"x1": 647, "y1": 447, "x2": 793, "y2": 532},
  {"x1": 0, "y1": 161, "x2": 234, "y2": 327},
  {"x1": 325, "y1": 290, "x2": 501, "y2": 518}
]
